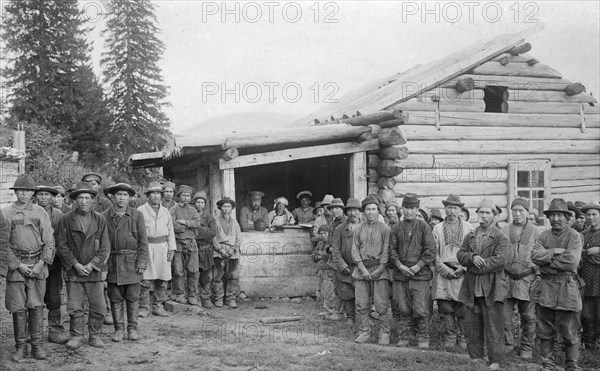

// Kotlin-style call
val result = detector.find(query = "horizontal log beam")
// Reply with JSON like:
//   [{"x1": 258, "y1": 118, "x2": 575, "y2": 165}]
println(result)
[
  {"x1": 471, "y1": 62, "x2": 562, "y2": 79},
  {"x1": 220, "y1": 139, "x2": 380, "y2": 170},
  {"x1": 404, "y1": 154, "x2": 600, "y2": 168},
  {"x1": 394, "y1": 182, "x2": 508, "y2": 197},
  {"x1": 407, "y1": 112, "x2": 596, "y2": 128},
  {"x1": 548, "y1": 191, "x2": 599, "y2": 203},
  {"x1": 408, "y1": 140, "x2": 599, "y2": 154},
  {"x1": 396, "y1": 168, "x2": 508, "y2": 183},
  {"x1": 401, "y1": 125, "x2": 600, "y2": 141},
  {"x1": 443, "y1": 74, "x2": 573, "y2": 91},
  {"x1": 506, "y1": 101, "x2": 582, "y2": 114},
  {"x1": 552, "y1": 185, "x2": 600, "y2": 195},
  {"x1": 552, "y1": 179, "x2": 600, "y2": 189},
  {"x1": 507, "y1": 90, "x2": 596, "y2": 104},
  {"x1": 415, "y1": 195, "x2": 508, "y2": 208},
  {"x1": 338, "y1": 110, "x2": 404, "y2": 126},
  {"x1": 390, "y1": 99, "x2": 486, "y2": 112},
  {"x1": 551, "y1": 166, "x2": 600, "y2": 181},
  {"x1": 492, "y1": 53, "x2": 534, "y2": 63}
]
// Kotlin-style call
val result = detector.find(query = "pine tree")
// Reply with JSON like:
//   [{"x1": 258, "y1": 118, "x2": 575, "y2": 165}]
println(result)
[
  {"x1": 101, "y1": 0, "x2": 171, "y2": 173},
  {"x1": 2, "y1": 0, "x2": 108, "y2": 164}
]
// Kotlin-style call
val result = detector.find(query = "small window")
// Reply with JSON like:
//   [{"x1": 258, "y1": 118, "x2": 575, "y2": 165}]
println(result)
[
  {"x1": 509, "y1": 161, "x2": 551, "y2": 215},
  {"x1": 484, "y1": 86, "x2": 509, "y2": 113}
]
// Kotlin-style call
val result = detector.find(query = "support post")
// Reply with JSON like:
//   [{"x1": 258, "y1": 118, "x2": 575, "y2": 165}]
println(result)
[{"x1": 349, "y1": 152, "x2": 368, "y2": 200}]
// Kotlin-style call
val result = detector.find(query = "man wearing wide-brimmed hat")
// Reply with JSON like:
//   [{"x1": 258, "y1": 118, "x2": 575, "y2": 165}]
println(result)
[
  {"x1": 35, "y1": 180, "x2": 70, "y2": 345},
  {"x1": 161, "y1": 181, "x2": 177, "y2": 210},
  {"x1": 331, "y1": 198, "x2": 362, "y2": 325},
  {"x1": 432, "y1": 194, "x2": 473, "y2": 352},
  {"x1": 212, "y1": 197, "x2": 241, "y2": 308},
  {"x1": 137, "y1": 182, "x2": 176, "y2": 318},
  {"x1": 239, "y1": 191, "x2": 269, "y2": 231},
  {"x1": 389, "y1": 193, "x2": 436, "y2": 349},
  {"x1": 580, "y1": 202, "x2": 600, "y2": 351},
  {"x1": 52, "y1": 185, "x2": 70, "y2": 214},
  {"x1": 292, "y1": 191, "x2": 315, "y2": 224},
  {"x1": 500, "y1": 197, "x2": 540, "y2": 360},
  {"x1": 192, "y1": 191, "x2": 217, "y2": 309},
  {"x1": 56, "y1": 181, "x2": 110, "y2": 350},
  {"x1": 82, "y1": 172, "x2": 112, "y2": 213},
  {"x1": 457, "y1": 197, "x2": 508, "y2": 370},
  {"x1": 169, "y1": 185, "x2": 201, "y2": 305},
  {"x1": 352, "y1": 196, "x2": 392, "y2": 345},
  {"x1": 3, "y1": 174, "x2": 55, "y2": 361},
  {"x1": 531, "y1": 198, "x2": 584, "y2": 371},
  {"x1": 102, "y1": 183, "x2": 149, "y2": 342}
]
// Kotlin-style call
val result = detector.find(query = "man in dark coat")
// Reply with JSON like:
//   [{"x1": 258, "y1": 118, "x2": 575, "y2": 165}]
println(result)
[
  {"x1": 57, "y1": 182, "x2": 110, "y2": 350},
  {"x1": 193, "y1": 191, "x2": 217, "y2": 308},
  {"x1": 457, "y1": 198, "x2": 508, "y2": 371},
  {"x1": 103, "y1": 183, "x2": 149, "y2": 342},
  {"x1": 580, "y1": 202, "x2": 600, "y2": 350}
]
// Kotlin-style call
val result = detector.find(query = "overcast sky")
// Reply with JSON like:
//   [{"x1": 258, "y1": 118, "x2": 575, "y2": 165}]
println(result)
[{"x1": 83, "y1": 1, "x2": 599, "y2": 135}]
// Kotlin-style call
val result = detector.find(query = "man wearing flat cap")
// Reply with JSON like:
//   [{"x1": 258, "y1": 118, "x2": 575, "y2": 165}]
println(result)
[
  {"x1": 457, "y1": 197, "x2": 509, "y2": 370},
  {"x1": 389, "y1": 193, "x2": 436, "y2": 349},
  {"x1": 81, "y1": 172, "x2": 112, "y2": 213},
  {"x1": 432, "y1": 194, "x2": 473, "y2": 352},
  {"x1": 3, "y1": 174, "x2": 55, "y2": 361},
  {"x1": 138, "y1": 182, "x2": 176, "y2": 318},
  {"x1": 500, "y1": 198, "x2": 540, "y2": 360},
  {"x1": 35, "y1": 181, "x2": 70, "y2": 345},
  {"x1": 169, "y1": 185, "x2": 201, "y2": 305},
  {"x1": 103, "y1": 183, "x2": 149, "y2": 342},
  {"x1": 531, "y1": 198, "x2": 584, "y2": 371},
  {"x1": 212, "y1": 197, "x2": 242, "y2": 308},
  {"x1": 57, "y1": 181, "x2": 110, "y2": 350},
  {"x1": 331, "y1": 198, "x2": 362, "y2": 325},
  {"x1": 192, "y1": 191, "x2": 218, "y2": 308},
  {"x1": 292, "y1": 191, "x2": 315, "y2": 224},
  {"x1": 580, "y1": 202, "x2": 600, "y2": 351},
  {"x1": 162, "y1": 181, "x2": 177, "y2": 210},
  {"x1": 240, "y1": 191, "x2": 269, "y2": 231},
  {"x1": 352, "y1": 196, "x2": 392, "y2": 345}
]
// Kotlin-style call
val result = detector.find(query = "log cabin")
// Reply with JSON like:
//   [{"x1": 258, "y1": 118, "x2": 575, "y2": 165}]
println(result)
[{"x1": 129, "y1": 24, "x2": 599, "y2": 297}]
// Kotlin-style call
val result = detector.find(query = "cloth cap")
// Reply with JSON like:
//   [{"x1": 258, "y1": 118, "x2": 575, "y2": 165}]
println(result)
[
  {"x1": 34, "y1": 180, "x2": 58, "y2": 196},
  {"x1": 328, "y1": 198, "x2": 345, "y2": 209},
  {"x1": 313, "y1": 201, "x2": 323, "y2": 214},
  {"x1": 442, "y1": 194, "x2": 464, "y2": 208},
  {"x1": 318, "y1": 225, "x2": 331, "y2": 233},
  {"x1": 81, "y1": 172, "x2": 102, "y2": 183},
  {"x1": 217, "y1": 197, "x2": 236, "y2": 209},
  {"x1": 419, "y1": 207, "x2": 431, "y2": 223},
  {"x1": 402, "y1": 193, "x2": 420, "y2": 208},
  {"x1": 511, "y1": 198, "x2": 530, "y2": 212},
  {"x1": 274, "y1": 196, "x2": 289, "y2": 208},
  {"x1": 10, "y1": 174, "x2": 36, "y2": 191},
  {"x1": 145, "y1": 182, "x2": 164, "y2": 195},
  {"x1": 361, "y1": 196, "x2": 380, "y2": 211},
  {"x1": 581, "y1": 202, "x2": 600, "y2": 214},
  {"x1": 178, "y1": 185, "x2": 193, "y2": 196},
  {"x1": 343, "y1": 198, "x2": 361, "y2": 211},
  {"x1": 385, "y1": 200, "x2": 400, "y2": 212},
  {"x1": 193, "y1": 191, "x2": 208, "y2": 203},
  {"x1": 249, "y1": 191, "x2": 265, "y2": 200},
  {"x1": 53, "y1": 185, "x2": 66, "y2": 196},
  {"x1": 543, "y1": 198, "x2": 574, "y2": 218},
  {"x1": 477, "y1": 198, "x2": 499, "y2": 215},
  {"x1": 163, "y1": 182, "x2": 176, "y2": 191},
  {"x1": 296, "y1": 191, "x2": 312, "y2": 200},
  {"x1": 430, "y1": 208, "x2": 444, "y2": 222},
  {"x1": 567, "y1": 205, "x2": 581, "y2": 219},
  {"x1": 69, "y1": 182, "x2": 98, "y2": 200},
  {"x1": 574, "y1": 201, "x2": 587, "y2": 209}
]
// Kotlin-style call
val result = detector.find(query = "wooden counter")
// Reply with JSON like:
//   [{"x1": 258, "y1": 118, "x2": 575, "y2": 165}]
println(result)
[{"x1": 239, "y1": 227, "x2": 317, "y2": 298}]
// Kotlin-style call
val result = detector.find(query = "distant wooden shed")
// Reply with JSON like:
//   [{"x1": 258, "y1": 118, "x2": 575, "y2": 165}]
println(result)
[{"x1": 130, "y1": 24, "x2": 599, "y2": 297}]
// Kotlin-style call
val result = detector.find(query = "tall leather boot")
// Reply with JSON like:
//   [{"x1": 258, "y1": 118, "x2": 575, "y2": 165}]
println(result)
[
  {"x1": 47, "y1": 309, "x2": 69, "y2": 344},
  {"x1": 213, "y1": 280, "x2": 224, "y2": 307},
  {"x1": 29, "y1": 307, "x2": 46, "y2": 360},
  {"x1": 103, "y1": 290, "x2": 113, "y2": 325},
  {"x1": 111, "y1": 301, "x2": 124, "y2": 342},
  {"x1": 564, "y1": 343, "x2": 582, "y2": 371},
  {"x1": 11, "y1": 311, "x2": 28, "y2": 362},
  {"x1": 88, "y1": 317, "x2": 105, "y2": 348},
  {"x1": 127, "y1": 300, "x2": 140, "y2": 341},
  {"x1": 200, "y1": 283, "x2": 214, "y2": 309},
  {"x1": 66, "y1": 315, "x2": 86, "y2": 350},
  {"x1": 138, "y1": 286, "x2": 151, "y2": 318},
  {"x1": 396, "y1": 316, "x2": 413, "y2": 347},
  {"x1": 355, "y1": 310, "x2": 371, "y2": 343},
  {"x1": 456, "y1": 317, "x2": 467, "y2": 351},
  {"x1": 581, "y1": 318, "x2": 597, "y2": 350},
  {"x1": 378, "y1": 311, "x2": 391, "y2": 346},
  {"x1": 540, "y1": 339, "x2": 557, "y2": 371},
  {"x1": 416, "y1": 317, "x2": 430, "y2": 349},
  {"x1": 440, "y1": 314, "x2": 457, "y2": 350}
]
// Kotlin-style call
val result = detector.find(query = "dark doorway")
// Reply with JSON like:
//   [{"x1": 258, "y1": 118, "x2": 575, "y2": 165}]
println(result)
[{"x1": 234, "y1": 155, "x2": 350, "y2": 217}]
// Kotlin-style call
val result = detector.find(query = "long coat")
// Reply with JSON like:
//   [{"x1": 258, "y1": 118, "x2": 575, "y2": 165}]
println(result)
[
  {"x1": 433, "y1": 219, "x2": 473, "y2": 301},
  {"x1": 457, "y1": 226, "x2": 509, "y2": 308},
  {"x1": 138, "y1": 203, "x2": 176, "y2": 281},
  {"x1": 56, "y1": 210, "x2": 110, "y2": 282},
  {"x1": 103, "y1": 206, "x2": 149, "y2": 285},
  {"x1": 331, "y1": 220, "x2": 357, "y2": 284}
]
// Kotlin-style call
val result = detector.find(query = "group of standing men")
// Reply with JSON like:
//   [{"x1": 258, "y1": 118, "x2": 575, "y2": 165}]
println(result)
[
  {"x1": 0, "y1": 173, "x2": 243, "y2": 363},
  {"x1": 310, "y1": 191, "x2": 599, "y2": 371}
]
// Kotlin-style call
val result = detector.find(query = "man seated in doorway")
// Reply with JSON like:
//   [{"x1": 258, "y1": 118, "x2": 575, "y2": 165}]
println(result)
[
  {"x1": 239, "y1": 191, "x2": 269, "y2": 231},
  {"x1": 292, "y1": 191, "x2": 315, "y2": 224},
  {"x1": 268, "y1": 197, "x2": 295, "y2": 227}
]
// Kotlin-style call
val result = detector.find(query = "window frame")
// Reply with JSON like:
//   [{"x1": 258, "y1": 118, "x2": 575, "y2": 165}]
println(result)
[{"x1": 508, "y1": 160, "x2": 552, "y2": 220}]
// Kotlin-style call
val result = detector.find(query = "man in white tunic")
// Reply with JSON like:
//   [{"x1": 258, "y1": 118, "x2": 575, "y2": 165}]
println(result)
[{"x1": 137, "y1": 182, "x2": 176, "y2": 317}]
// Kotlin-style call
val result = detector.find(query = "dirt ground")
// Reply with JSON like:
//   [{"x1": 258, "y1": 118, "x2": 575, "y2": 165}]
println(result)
[{"x1": 1, "y1": 288, "x2": 599, "y2": 371}]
